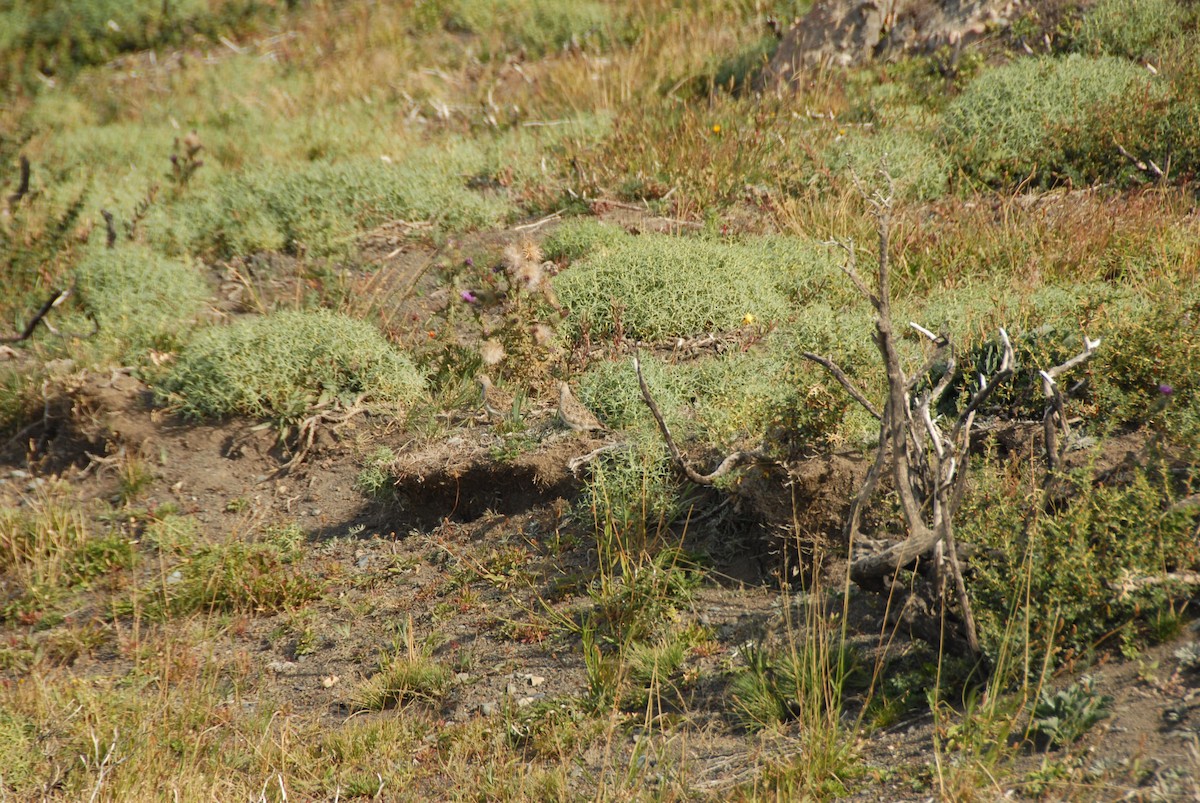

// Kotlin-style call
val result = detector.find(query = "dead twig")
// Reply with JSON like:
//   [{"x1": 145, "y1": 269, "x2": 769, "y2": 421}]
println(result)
[
  {"x1": 1039, "y1": 335, "x2": 1101, "y2": 473},
  {"x1": 806, "y1": 171, "x2": 1011, "y2": 656},
  {"x1": 800, "y1": 352, "x2": 881, "y2": 419},
  {"x1": 101, "y1": 209, "x2": 118, "y2": 248},
  {"x1": 633, "y1": 353, "x2": 766, "y2": 485},
  {"x1": 8, "y1": 155, "x2": 31, "y2": 206},
  {"x1": 1115, "y1": 142, "x2": 1165, "y2": 180},
  {"x1": 1, "y1": 288, "x2": 71, "y2": 343}
]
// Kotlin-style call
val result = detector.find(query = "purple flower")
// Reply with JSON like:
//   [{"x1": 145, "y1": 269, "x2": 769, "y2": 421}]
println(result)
[
  {"x1": 460, "y1": 290, "x2": 478, "y2": 304},
  {"x1": 464, "y1": 257, "x2": 475, "y2": 267},
  {"x1": 1159, "y1": 383, "x2": 1174, "y2": 396}
]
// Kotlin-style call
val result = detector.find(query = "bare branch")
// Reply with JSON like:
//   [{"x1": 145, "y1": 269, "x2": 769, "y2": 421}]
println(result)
[
  {"x1": 821, "y1": 238, "x2": 878, "y2": 307},
  {"x1": 633, "y1": 354, "x2": 764, "y2": 485},
  {"x1": 1, "y1": 288, "x2": 70, "y2": 343},
  {"x1": 1040, "y1": 334, "x2": 1101, "y2": 472},
  {"x1": 100, "y1": 209, "x2": 117, "y2": 249},
  {"x1": 1115, "y1": 142, "x2": 1165, "y2": 180},
  {"x1": 950, "y1": 328, "x2": 1015, "y2": 442},
  {"x1": 800, "y1": 352, "x2": 881, "y2": 419},
  {"x1": 7, "y1": 155, "x2": 30, "y2": 205}
]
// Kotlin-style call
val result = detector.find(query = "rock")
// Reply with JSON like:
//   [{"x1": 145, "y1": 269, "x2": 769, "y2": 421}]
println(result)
[
  {"x1": 480, "y1": 701, "x2": 498, "y2": 716},
  {"x1": 267, "y1": 661, "x2": 298, "y2": 674},
  {"x1": 762, "y1": 0, "x2": 1019, "y2": 83},
  {"x1": 454, "y1": 672, "x2": 471, "y2": 684},
  {"x1": 526, "y1": 674, "x2": 546, "y2": 687}
]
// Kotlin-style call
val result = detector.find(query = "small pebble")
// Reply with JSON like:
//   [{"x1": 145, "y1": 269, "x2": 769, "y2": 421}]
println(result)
[{"x1": 480, "y1": 702, "x2": 498, "y2": 716}]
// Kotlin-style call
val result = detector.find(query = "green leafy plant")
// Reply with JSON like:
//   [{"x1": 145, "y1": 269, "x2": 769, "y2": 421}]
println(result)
[
  {"x1": 356, "y1": 446, "x2": 398, "y2": 500},
  {"x1": 1028, "y1": 676, "x2": 1112, "y2": 750}
]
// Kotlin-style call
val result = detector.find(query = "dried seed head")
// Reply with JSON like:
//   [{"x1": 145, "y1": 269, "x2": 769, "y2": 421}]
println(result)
[
  {"x1": 502, "y1": 243, "x2": 525, "y2": 276},
  {"x1": 531, "y1": 323, "x2": 555, "y2": 347},
  {"x1": 480, "y1": 339, "x2": 506, "y2": 366},
  {"x1": 515, "y1": 259, "x2": 545, "y2": 292},
  {"x1": 519, "y1": 238, "x2": 542, "y2": 264}
]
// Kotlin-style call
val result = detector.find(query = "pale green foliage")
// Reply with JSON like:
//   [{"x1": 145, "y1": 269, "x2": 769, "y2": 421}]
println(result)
[
  {"x1": 158, "y1": 309, "x2": 425, "y2": 421},
  {"x1": 439, "y1": 0, "x2": 616, "y2": 57},
  {"x1": 580, "y1": 433, "x2": 682, "y2": 538},
  {"x1": 578, "y1": 355, "x2": 688, "y2": 432},
  {"x1": 161, "y1": 152, "x2": 512, "y2": 258},
  {"x1": 1029, "y1": 677, "x2": 1112, "y2": 749},
  {"x1": 555, "y1": 235, "x2": 836, "y2": 341},
  {"x1": 1079, "y1": 0, "x2": 1184, "y2": 60},
  {"x1": 541, "y1": 218, "x2": 630, "y2": 263},
  {"x1": 942, "y1": 55, "x2": 1163, "y2": 186},
  {"x1": 824, "y1": 128, "x2": 948, "y2": 201},
  {"x1": 74, "y1": 243, "x2": 210, "y2": 360}
]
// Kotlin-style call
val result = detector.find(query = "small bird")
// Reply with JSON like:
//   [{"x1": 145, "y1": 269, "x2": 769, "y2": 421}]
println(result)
[
  {"x1": 477, "y1": 374, "x2": 516, "y2": 421},
  {"x1": 557, "y1": 382, "x2": 606, "y2": 433}
]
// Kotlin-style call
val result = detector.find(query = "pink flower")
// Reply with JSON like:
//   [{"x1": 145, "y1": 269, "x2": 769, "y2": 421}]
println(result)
[{"x1": 461, "y1": 290, "x2": 478, "y2": 304}]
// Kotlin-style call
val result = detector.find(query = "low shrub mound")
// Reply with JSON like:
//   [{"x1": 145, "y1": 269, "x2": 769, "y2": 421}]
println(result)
[
  {"x1": 0, "y1": 0, "x2": 277, "y2": 88},
  {"x1": 554, "y1": 235, "x2": 837, "y2": 342},
  {"x1": 541, "y1": 218, "x2": 629, "y2": 264},
  {"x1": 74, "y1": 243, "x2": 211, "y2": 361},
  {"x1": 942, "y1": 54, "x2": 1167, "y2": 187},
  {"x1": 163, "y1": 153, "x2": 512, "y2": 258},
  {"x1": 1077, "y1": 0, "x2": 1185, "y2": 60},
  {"x1": 965, "y1": 463, "x2": 1200, "y2": 662},
  {"x1": 157, "y1": 309, "x2": 425, "y2": 421}
]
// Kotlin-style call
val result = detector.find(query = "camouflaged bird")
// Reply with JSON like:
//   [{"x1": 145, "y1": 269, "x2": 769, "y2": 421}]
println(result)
[
  {"x1": 477, "y1": 374, "x2": 516, "y2": 421},
  {"x1": 557, "y1": 382, "x2": 606, "y2": 433}
]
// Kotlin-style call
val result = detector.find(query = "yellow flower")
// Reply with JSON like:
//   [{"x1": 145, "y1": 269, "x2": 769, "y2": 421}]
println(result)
[
  {"x1": 712, "y1": 124, "x2": 722, "y2": 135},
  {"x1": 742, "y1": 313, "x2": 755, "y2": 325}
]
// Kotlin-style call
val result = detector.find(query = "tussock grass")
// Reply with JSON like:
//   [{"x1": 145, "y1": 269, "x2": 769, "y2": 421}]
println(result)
[
  {"x1": 436, "y1": 0, "x2": 621, "y2": 59},
  {"x1": 1, "y1": 487, "x2": 136, "y2": 622},
  {"x1": 157, "y1": 309, "x2": 425, "y2": 422},
  {"x1": 135, "y1": 522, "x2": 321, "y2": 619}
]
